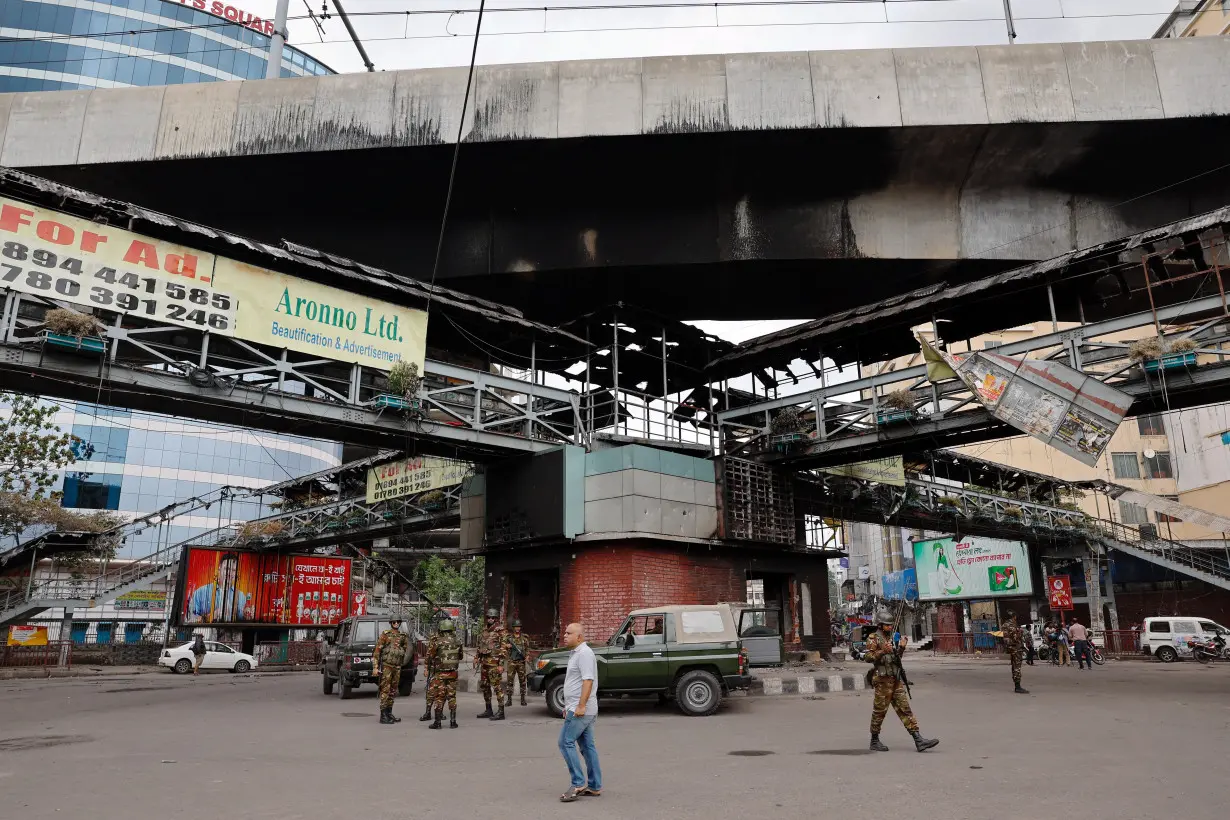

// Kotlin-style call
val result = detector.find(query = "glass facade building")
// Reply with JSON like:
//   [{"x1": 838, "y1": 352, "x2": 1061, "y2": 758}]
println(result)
[
  {"x1": 1, "y1": 0, "x2": 333, "y2": 93},
  {"x1": 50, "y1": 402, "x2": 343, "y2": 558}
]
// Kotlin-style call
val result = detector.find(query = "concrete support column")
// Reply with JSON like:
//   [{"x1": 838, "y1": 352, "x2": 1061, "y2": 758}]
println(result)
[
  {"x1": 58, "y1": 608, "x2": 73, "y2": 667},
  {"x1": 1083, "y1": 553, "x2": 1103, "y2": 631}
]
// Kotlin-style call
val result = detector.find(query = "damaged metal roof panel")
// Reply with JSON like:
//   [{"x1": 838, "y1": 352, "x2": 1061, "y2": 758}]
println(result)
[
  {"x1": 708, "y1": 204, "x2": 1230, "y2": 377},
  {"x1": 0, "y1": 167, "x2": 587, "y2": 349}
]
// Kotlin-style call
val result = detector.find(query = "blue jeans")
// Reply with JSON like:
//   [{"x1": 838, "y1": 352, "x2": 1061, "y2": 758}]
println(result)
[{"x1": 558, "y1": 711, "x2": 601, "y2": 791}]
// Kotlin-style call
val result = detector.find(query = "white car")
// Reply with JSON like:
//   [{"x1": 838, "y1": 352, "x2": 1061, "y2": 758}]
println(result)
[{"x1": 159, "y1": 641, "x2": 258, "y2": 674}]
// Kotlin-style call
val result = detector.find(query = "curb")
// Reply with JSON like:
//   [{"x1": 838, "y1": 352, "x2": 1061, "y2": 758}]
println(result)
[
  {"x1": 749, "y1": 673, "x2": 865, "y2": 696},
  {"x1": 0, "y1": 666, "x2": 318, "y2": 681}
]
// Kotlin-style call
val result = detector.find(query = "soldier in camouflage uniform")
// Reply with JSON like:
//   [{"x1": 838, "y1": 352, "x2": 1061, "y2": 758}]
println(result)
[
  {"x1": 426, "y1": 618, "x2": 463, "y2": 729},
  {"x1": 505, "y1": 619, "x2": 531, "y2": 707},
  {"x1": 419, "y1": 630, "x2": 441, "y2": 722},
  {"x1": 1002, "y1": 612, "x2": 1029, "y2": 694},
  {"x1": 474, "y1": 608, "x2": 509, "y2": 721},
  {"x1": 865, "y1": 608, "x2": 938, "y2": 753},
  {"x1": 373, "y1": 618, "x2": 409, "y2": 725}
]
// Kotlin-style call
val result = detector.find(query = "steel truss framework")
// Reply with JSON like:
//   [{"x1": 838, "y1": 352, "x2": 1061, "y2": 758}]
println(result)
[
  {"x1": 718, "y1": 294, "x2": 1230, "y2": 467},
  {"x1": 0, "y1": 290, "x2": 585, "y2": 458},
  {"x1": 0, "y1": 484, "x2": 464, "y2": 625}
]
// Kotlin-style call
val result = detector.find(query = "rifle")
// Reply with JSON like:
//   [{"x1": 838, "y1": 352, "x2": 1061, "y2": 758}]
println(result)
[{"x1": 892, "y1": 600, "x2": 913, "y2": 699}]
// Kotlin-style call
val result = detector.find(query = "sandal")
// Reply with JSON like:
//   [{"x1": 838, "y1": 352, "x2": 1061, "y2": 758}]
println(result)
[
  {"x1": 560, "y1": 787, "x2": 582, "y2": 803},
  {"x1": 579, "y1": 787, "x2": 602, "y2": 797}
]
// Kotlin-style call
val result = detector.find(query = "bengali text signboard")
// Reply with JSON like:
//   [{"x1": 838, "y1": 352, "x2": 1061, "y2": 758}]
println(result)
[
  {"x1": 913, "y1": 536, "x2": 1034, "y2": 601},
  {"x1": 179, "y1": 548, "x2": 352, "y2": 627}
]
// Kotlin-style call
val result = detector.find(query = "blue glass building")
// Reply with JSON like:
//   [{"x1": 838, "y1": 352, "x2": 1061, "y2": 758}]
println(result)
[{"x1": 1, "y1": 0, "x2": 333, "y2": 93}]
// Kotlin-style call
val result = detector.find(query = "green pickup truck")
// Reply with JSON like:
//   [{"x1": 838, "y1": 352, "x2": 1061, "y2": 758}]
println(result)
[{"x1": 528, "y1": 604, "x2": 752, "y2": 717}]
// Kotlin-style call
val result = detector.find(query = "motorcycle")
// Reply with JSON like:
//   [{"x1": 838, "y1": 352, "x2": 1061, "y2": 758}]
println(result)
[
  {"x1": 1037, "y1": 640, "x2": 1104, "y2": 665},
  {"x1": 1187, "y1": 636, "x2": 1227, "y2": 664}
]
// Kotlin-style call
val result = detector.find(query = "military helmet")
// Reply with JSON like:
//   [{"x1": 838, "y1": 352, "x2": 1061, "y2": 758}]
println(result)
[
  {"x1": 874, "y1": 608, "x2": 895, "y2": 626},
  {"x1": 438, "y1": 619, "x2": 455, "y2": 633},
  {"x1": 510, "y1": 618, "x2": 521, "y2": 628},
  {"x1": 486, "y1": 608, "x2": 499, "y2": 618},
  {"x1": 389, "y1": 617, "x2": 402, "y2": 625}
]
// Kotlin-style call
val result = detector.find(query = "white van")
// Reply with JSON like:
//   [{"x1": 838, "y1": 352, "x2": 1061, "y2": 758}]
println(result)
[{"x1": 1142, "y1": 616, "x2": 1230, "y2": 662}]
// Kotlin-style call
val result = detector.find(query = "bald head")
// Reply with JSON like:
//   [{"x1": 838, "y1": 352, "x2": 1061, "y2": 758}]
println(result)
[{"x1": 563, "y1": 622, "x2": 584, "y2": 648}]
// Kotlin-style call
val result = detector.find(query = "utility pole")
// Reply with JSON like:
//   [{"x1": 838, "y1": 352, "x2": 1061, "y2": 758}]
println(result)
[
  {"x1": 265, "y1": 0, "x2": 290, "y2": 79},
  {"x1": 1002, "y1": 0, "x2": 1018, "y2": 44}
]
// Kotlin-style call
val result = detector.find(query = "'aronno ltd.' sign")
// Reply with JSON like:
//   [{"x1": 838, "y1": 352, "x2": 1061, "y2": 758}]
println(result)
[{"x1": 176, "y1": 0, "x2": 277, "y2": 36}]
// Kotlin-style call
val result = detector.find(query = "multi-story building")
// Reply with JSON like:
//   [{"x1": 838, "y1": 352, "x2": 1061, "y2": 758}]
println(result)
[
  {"x1": 1, "y1": 0, "x2": 333, "y2": 93},
  {"x1": 1154, "y1": 0, "x2": 1230, "y2": 38}
]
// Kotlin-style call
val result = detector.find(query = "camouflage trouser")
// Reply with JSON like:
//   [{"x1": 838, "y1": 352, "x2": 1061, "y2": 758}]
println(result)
[
  {"x1": 378, "y1": 666, "x2": 401, "y2": 710},
  {"x1": 429, "y1": 670, "x2": 459, "y2": 710},
  {"x1": 425, "y1": 671, "x2": 435, "y2": 707},
  {"x1": 478, "y1": 657, "x2": 504, "y2": 704},
  {"x1": 1009, "y1": 649, "x2": 1023, "y2": 685},
  {"x1": 506, "y1": 661, "x2": 527, "y2": 695},
  {"x1": 870, "y1": 674, "x2": 918, "y2": 733}
]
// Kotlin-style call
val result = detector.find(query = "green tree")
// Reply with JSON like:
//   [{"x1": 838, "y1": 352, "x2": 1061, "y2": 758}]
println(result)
[
  {"x1": 0, "y1": 393, "x2": 120, "y2": 560},
  {"x1": 413, "y1": 555, "x2": 485, "y2": 617}
]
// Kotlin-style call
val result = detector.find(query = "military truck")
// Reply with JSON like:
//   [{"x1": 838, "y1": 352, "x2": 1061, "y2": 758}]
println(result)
[
  {"x1": 528, "y1": 604, "x2": 752, "y2": 717},
  {"x1": 321, "y1": 615, "x2": 418, "y2": 700}
]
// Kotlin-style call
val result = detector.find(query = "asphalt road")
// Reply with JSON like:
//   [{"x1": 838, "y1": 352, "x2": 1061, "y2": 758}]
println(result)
[{"x1": 1, "y1": 657, "x2": 1227, "y2": 820}]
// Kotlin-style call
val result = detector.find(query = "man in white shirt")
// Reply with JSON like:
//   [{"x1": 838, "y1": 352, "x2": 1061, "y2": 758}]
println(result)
[
  {"x1": 558, "y1": 622, "x2": 602, "y2": 803},
  {"x1": 1068, "y1": 619, "x2": 1092, "y2": 670}
]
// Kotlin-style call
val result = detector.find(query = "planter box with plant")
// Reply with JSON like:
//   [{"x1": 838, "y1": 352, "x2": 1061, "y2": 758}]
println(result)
[
  {"x1": 40, "y1": 308, "x2": 105, "y2": 354},
  {"x1": 1129, "y1": 336, "x2": 1199, "y2": 373},
  {"x1": 419, "y1": 489, "x2": 447, "y2": 511},
  {"x1": 767, "y1": 407, "x2": 810, "y2": 452},
  {"x1": 876, "y1": 389, "x2": 916, "y2": 425},
  {"x1": 376, "y1": 361, "x2": 423, "y2": 410}
]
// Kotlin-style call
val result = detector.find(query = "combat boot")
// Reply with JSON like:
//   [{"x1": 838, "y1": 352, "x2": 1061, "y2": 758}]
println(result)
[
  {"x1": 449, "y1": 709, "x2": 458, "y2": 729},
  {"x1": 520, "y1": 691, "x2": 527, "y2": 706},
  {"x1": 869, "y1": 733, "x2": 889, "y2": 752},
  {"x1": 379, "y1": 708, "x2": 395, "y2": 725},
  {"x1": 910, "y1": 730, "x2": 939, "y2": 752},
  {"x1": 429, "y1": 709, "x2": 442, "y2": 730},
  {"x1": 477, "y1": 701, "x2": 494, "y2": 719},
  {"x1": 491, "y1": 703, "x2": 506, "y2": 721},
  {"x1": 505, "y1": 691, "x2": 512, "y2": 707},
  {"x1": 1014, "y1": 683, "x2": 1030, "y2": 694},
  {"x1": 389, "y1": 708, "x2": 401, "y2": 723}
]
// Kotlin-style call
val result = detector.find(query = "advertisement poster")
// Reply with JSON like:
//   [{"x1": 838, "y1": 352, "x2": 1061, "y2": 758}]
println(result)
[
  {"x1": 179, "y1": 548, "x2": 352, "y2": 626},
  {"x1": 365, "y1": 456, "x2": 471, "y2": 503},
  {"x1": 1047, "y1": 576, "x2": 1073, "y2": 610},
  {"x1": 881, "y1": 568, "x2": 919, "y2": 601},
  {"x1": 7, "y1": 625, "x2": 49, "y2": 646},
  {"x1": 352, "y1": 591, "x2": 368, "y2": 617},
  {"x1": 0, "y1": 197, "x2": 426, "y2": 372},
  {"x1": 115, "y1": 590, "x2": 167, "y2": 610},
  {"x1": 818, "y1": 455, "x2": 906, "y2": 487},
  {"x1": 913, "y1": 536, "x2": 1034, "y2": 601}
]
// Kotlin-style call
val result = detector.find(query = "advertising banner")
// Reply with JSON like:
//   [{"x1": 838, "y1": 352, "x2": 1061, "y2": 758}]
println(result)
[
  {"x1": 7, "y1": 625, "x2": 49, "y2": 646},
  {"x1": 179, "y1": 548, "x2": 352, "y2": 627},
  {"x1": 0, "y1": 197, "x2": 426, "y2": 372},
  {"x1": 913, "y1": 536, "x2": 1034, "y2": 601},
  {"x1": 1047, "y1": 576, "x2": 1073, "y2": 610},
  {"x1": 365, "y1": 456, "x2": 471, "y2": 503},
  {"x1": 115, "y1": 589, "x2": 167, "y2": 610},
  {"x1": 818, "y1": 455, "x2": 905, "y2": 487},
  {"x1": 881, "y1": 568, "x2": 918, "y2": 601},
  {"x1": 917, "y1": 335, "x2": 1129, "y2": 466}
]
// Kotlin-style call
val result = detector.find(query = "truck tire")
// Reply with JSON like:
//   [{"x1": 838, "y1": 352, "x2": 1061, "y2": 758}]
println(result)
[
  {"x1": 322, "y1": 671, "x2": 335, "y2": 695},
  {"x1": 545, "y1": 676, "x2": 566, "y2": 718},
  {"x1": 674, "y1": 669, "x2": 721, "y2": 717}
]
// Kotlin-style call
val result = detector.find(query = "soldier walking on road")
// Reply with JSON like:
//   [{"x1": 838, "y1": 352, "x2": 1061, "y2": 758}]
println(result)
[
  {"x1": 1002, "y1": 613, "x2": 1029, "y2": 694},
  {"x1": 373, "y1": 618, "x2": 409, "y2": 725},
  {"x1": 475, "y1": 608, "x2": 509, "y2": 721},
  {"x1": 865, "y1": 608, "x2": 939, "y2": 753},
  {"x1": 426, "y1": 619, "x2": 463, "y2": 729},
  {"x1": 505, "y1": 619, "x2": 531, "y2": 707},
  {"x1": 420, "y1": 628, "x2": 440, "y2": 722}
]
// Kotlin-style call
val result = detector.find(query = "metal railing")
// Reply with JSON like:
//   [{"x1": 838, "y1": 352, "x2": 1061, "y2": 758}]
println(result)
[
  {"x1": 1091, "y1": 518, "x2": 1230, "y2": 585},
  {"x1": 0, "y1": 641, "x2": 70, "y2": 668},
  {"x1": 717, "y1": 292, "x2": 1230, "y2": 462},
  {"x1": 906, "y1": 477, "x2": 1087, "y2": 531},
  {"x1": 254, "y1": 641, "x2": 323, "y2": 667}
]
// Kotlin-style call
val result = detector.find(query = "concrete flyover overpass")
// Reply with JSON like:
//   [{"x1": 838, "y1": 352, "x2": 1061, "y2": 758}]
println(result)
[{"x1": 2, "y1": 38, "x2": 1230, "y2": 320}]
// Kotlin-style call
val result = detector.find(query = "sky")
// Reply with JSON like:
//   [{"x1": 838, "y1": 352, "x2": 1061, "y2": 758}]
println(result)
[{"x1": 226, "y1": 0, "x2": 1184, "y2": 75}]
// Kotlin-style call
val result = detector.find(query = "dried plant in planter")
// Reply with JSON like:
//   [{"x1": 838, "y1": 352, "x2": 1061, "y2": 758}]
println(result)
[
  {"x1": 882, "y1": 389, "x2": 915, "y2": 412},
  {"x1": 44, "y1": 308, "x2": 100, "y2": 338},
  {"x1": 1128, "y1": 335, "x2": 1198, "y2": 362},
  {"x1": 936, "y1": 496, "x2": 960, "y2": 507},
  {"x1": 419, "y1": 490, "x2": 447, "y2": 506},
  {"x1": 1002, "y1": 505, "x2": 1024, "y2": 519},
  {"x1": 769, "y1": 406, "x2": 807, "y2": 435}
]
